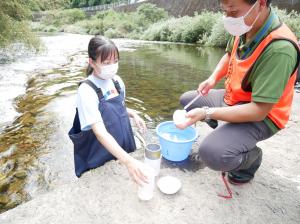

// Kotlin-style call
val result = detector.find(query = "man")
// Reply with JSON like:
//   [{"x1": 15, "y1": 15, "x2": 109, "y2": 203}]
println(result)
[{"x1": 178, "y1": 0, "x2": 300, "y2": 185}]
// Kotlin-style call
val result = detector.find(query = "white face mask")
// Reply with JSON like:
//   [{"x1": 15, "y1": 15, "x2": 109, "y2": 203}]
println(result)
[
  {"x1": 222, "y1": 1, "x2": 260, "y2": 36},
  {"x1": 94, "y1": 63, "x2": 119, "y2": 80}
]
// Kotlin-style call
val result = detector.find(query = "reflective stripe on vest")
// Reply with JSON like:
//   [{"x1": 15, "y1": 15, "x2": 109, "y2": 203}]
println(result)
[{"x1": 224, "y1": 23, "x2": 300, "y2": 129}]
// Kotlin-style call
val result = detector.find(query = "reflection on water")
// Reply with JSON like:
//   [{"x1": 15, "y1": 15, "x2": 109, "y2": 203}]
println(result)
[
  {"x1": 0, "y1": 35, "x2": 224, "y2": 213},
  {"x1": 119, "y1": 43, "x2": 224, "y2": 127}
]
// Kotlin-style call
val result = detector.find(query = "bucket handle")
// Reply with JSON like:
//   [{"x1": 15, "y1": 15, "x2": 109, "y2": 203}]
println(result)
[
  {"x1": 194, "y1": 134, "x2": 200, "y2": 143},
  {"x1": 136, "y1": 131, "x2": 147, "y2": 148}
]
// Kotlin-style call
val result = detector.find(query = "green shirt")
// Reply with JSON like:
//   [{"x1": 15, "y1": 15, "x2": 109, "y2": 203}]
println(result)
[{"x1": 225, "y1": 7, "x2": 298, "y2": 134}]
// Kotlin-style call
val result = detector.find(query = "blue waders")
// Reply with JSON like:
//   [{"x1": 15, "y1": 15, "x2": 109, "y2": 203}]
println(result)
[{"x1": 68, "y1": 79, "x2": 136, "y2": 177}]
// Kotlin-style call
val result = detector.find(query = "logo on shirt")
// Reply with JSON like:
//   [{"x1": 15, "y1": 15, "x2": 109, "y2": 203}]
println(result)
[{"x1": 104, "y1": 89, "x2": 119, "y2": 100}]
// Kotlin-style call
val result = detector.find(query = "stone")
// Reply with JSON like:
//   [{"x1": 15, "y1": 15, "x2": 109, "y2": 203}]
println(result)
[
  {"x1": 0, "y1": 179, "x2": 10, "y2": 193},
  {"x1": 14, "y1": 171, "x2": 27, "y2": 179},
  {"x1": 0, "y1": 160, "x2": 15, "y2": 176},
  {"x1": 0, "y1": 145, "x2": 17, "y2": 160},
  {"x1": 0, "y1": 195, "x2": 9, "y2": 205}
]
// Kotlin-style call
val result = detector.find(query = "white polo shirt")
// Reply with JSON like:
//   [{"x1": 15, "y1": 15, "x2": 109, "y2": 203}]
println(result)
[{"x1": 76, "y1": 74, "x2": 125, "y2": 131}]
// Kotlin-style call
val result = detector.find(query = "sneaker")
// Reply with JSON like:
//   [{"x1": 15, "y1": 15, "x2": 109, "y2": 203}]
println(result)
[
  {"x1": 206, "y1": 119, "x2": 218, "y2": 129},
  {"x1": 228, "y1": 147, "x2": 263, "y2": 185},
  {"x1": 227, "y1": 171, "x2": 253, "y2": 185}
]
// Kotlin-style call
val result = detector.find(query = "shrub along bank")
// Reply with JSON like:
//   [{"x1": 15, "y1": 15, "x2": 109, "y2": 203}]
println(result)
[{"x1": 32, "y1": 4, "x2": 300, "y2": 48}]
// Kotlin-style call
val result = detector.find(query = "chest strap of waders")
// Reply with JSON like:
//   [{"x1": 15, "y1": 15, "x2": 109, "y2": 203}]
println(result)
[{"x1": 79, "y1": 79, "x2": 122, "y2": 100}]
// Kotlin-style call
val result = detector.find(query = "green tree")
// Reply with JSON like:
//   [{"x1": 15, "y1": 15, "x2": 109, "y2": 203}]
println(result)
[
  {"x1": 136, "y1": 3, "x2": 168, "y2": 26},
  {"x1": 0, "y1": 0, "x2": 40, "y2": 48},
  {"x1": 28, "y1": 0, "x2": 69, "y2": 11}
]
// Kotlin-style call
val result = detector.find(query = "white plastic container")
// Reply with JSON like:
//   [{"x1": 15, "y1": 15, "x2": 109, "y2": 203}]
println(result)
[
  {"x1": 173, "y1": 109, "x2": 187, "y2": 125},
  {"x1": 138, "y1": 165, "x2": 155, "y2": 201}
]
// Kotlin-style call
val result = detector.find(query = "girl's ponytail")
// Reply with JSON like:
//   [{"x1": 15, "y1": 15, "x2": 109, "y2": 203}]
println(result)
[{"x1": 86, "y1": 64, "x2": 94, "y2": 76}]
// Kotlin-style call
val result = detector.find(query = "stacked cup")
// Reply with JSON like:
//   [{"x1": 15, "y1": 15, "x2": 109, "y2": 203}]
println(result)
[
  {"x1": 137, "y1": 165, "x2": 155, "y2": 201},
  {"x1": 144, "y1": 143, "x2": 161, "y2": 176},
  {"x1": 138, "y1": 143, "x2": 161, "y2": 201}
]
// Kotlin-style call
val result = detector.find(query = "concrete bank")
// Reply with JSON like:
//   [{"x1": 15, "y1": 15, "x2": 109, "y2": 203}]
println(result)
[{"x1": 0, "y1": 94, "x2": 300, "y2": 224}]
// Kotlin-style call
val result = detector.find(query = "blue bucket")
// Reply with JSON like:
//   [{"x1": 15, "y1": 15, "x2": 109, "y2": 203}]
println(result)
[{"x1": 156, "y1": 121, "x2": 198, "y2": 162}]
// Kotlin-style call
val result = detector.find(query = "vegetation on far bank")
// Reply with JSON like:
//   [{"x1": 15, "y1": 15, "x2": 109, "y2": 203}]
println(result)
[
  {"x1": 28, "y1": 0, "x2": 124, "y2": 11},
  {"x1": 1, "y1": 1, "x2": 300, "y2": 52},
  {"x1": 69, "y1": 0, "x2": 126, "y2": 9},
  {"x1": 0, "y1": 0, "x2": 123, "y2": 50},
  {"x1": 0, "y1": 1, "x2": 40, "y2": 49},
  {"x1": 32, "y1": 4, "x2": 168, "y2": 38},
  {"x1": 32, "y1": 4, "x2": 300, "y2": 48}
]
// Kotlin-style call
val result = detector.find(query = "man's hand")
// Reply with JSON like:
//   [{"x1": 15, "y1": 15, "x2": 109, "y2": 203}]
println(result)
[
  {"x1": 176, "y1": 108, "x2": 205, "y2": 129},
  {"x1": 198, "y1": 77, "x2": 216, "y2": 96}
]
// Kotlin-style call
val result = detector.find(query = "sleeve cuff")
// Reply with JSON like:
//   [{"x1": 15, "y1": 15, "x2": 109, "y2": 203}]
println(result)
[{"x1": 252, "y1": 96, "x2": 279, "y2": 104}]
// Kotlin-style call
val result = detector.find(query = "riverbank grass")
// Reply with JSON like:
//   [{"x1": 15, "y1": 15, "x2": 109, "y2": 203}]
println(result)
[{"x1": 32, "y1": 4, "x2": 300, "y2": 48}]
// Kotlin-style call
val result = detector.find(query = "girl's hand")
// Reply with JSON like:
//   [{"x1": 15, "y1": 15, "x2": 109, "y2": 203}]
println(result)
[
  {"x1": 125, "y1": 158, "x2": 148, "y2": 186},
  {"x1": 133, "y1": 114, "x2": 147, "y2": 133},
  {"x1": 176, "y1": 108, "x2": 205, "y2": 129}
]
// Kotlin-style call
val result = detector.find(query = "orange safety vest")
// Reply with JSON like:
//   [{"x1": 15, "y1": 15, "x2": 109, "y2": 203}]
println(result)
[{"x1": 224, "y1": 23, "x2": 300, "y2": 129}]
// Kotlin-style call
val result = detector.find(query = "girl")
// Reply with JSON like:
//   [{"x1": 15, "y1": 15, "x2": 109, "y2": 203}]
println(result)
[{"x1": 69, "y1": 36, "x2": 147, "y2": 185}]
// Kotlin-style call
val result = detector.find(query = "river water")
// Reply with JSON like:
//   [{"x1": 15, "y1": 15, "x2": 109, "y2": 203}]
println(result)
[{"x1": 0, "y1": 33, "x2": 224, "y2": 213}]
